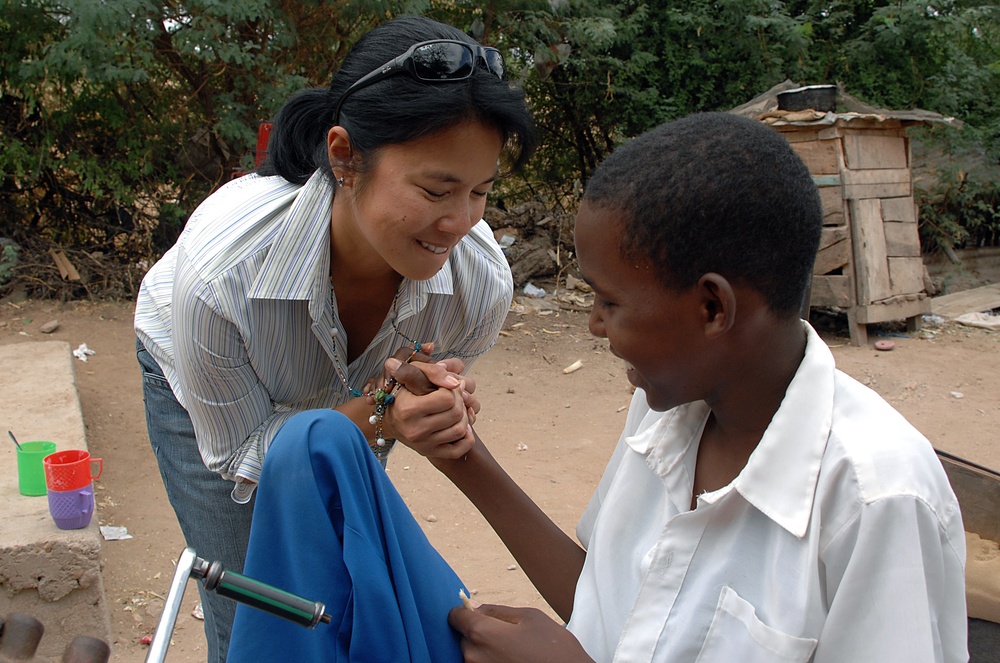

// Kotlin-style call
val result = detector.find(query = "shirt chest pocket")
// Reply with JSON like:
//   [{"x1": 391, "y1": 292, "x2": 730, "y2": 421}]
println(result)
[{"x1": 694, "y1": 586, "x2": 817, "y2": 663}]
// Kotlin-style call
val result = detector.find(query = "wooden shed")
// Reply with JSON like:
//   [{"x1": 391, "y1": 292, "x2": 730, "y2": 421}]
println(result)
[{"x1": 732, "y1": 82, "x2": 961, "y2": 346}]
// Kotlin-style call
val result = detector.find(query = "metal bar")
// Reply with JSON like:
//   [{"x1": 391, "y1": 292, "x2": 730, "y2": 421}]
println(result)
[{"x1": 144, "y1": 548, "x2": 198, "y2": 663}]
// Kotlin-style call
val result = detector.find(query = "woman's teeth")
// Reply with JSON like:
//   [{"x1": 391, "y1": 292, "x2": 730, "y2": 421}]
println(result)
[{"x1": 420, "y1": 240, "x2": 447, "y2": 254}]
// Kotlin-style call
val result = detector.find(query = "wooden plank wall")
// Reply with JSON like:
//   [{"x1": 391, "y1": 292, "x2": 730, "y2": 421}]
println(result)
[
  {"x1": 774, "y1": 120, "x2": 931, "y2": 336},
  {"x1": 841, "y1": 125, "x2": 929, "y2": 323},
  {"x1": 852, "y1": 197, "x2": 893, "y2": 303},
  {"x1": 781, "y1": 127, "x2": 853, "y2": 309}
]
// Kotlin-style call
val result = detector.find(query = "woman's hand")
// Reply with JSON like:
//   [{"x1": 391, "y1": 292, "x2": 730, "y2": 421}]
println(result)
[
  {"x1": 448, "y1": 604, "x2": 594, "y2": 663},
  {"x1": 365, "y1": 344, "x2": 479, "y2": 420},
  {"x1": 384, "y1": 359, "x2": 477, "y2": 458},
  {"x1": 363, "y1": 342, "x2": 440, "y2": 396},
  {"x1": 437, "y1": 359, "x2": 480, "y2": 422}
]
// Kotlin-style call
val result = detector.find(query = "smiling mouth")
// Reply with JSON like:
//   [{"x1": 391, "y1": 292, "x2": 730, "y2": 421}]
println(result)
[
  {"x1": 419, "y1": 240, "x2": 448, "y2": 255},
  {"x1": 609, "y1": 348, "x2": 635, "y2": 373},
  {"x1": 607, "y1": 346, "x2": 638, "y2": 384}
]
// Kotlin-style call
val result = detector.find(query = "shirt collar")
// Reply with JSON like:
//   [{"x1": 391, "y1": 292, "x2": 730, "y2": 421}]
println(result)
[
  {"x1": 726, "y1": 323, "x2": 835, "y2": 537},
  {"x1": 627, "y1": 323, "x2": 835, "y2": 538},
  {"x1": 625, "y1": 401, "x2": 710, "y2": 514},
  {"x1": 396, "y1": 260, "x2": 455, "y2": 324},
  {"x1": 248, "y1": 170, "x2": 334, "y2": 305}
]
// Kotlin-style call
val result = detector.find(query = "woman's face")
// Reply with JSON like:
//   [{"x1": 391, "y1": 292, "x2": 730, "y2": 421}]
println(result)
[{"x1": 341, "y1": 120, "x2": 503, "y2": 281}]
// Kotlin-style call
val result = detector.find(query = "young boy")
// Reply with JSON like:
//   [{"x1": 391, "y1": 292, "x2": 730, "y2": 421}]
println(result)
[{"x1": 230, "y1": 112, "x2": 967, "y2": 662}]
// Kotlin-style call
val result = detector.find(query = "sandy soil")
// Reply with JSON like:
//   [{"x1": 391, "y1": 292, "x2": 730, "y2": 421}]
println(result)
[{"x1": 1, "y1": 296, "x2": 998, "y2": 662}]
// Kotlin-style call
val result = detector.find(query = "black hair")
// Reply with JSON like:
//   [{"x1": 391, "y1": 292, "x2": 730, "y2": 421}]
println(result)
[
  {"x1": 583, "y1": 112, "x2": 822, "y2": 317},
  {"x1": 258, "y1": 16, "x2": 537, "y2": 186}
]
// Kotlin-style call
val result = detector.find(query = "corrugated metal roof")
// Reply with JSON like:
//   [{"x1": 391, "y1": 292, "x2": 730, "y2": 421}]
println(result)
[{"x1": 730, "y1": 80, "x2": 963, "y2": 128}]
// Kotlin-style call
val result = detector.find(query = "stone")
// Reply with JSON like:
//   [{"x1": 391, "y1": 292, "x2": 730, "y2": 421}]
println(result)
[{"x1": 0, "y1": 341, "x2": 110, "y2": 660}]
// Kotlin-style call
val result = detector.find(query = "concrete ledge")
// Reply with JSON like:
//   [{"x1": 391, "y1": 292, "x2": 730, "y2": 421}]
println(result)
[{"x1": 0, "y1": 341, "x2": 111, "y2": 659}]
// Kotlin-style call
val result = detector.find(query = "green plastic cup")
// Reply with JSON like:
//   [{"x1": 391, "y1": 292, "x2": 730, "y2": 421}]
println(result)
[{"x1": 17, "y1": 441, "x2": 57, "y2": 496}]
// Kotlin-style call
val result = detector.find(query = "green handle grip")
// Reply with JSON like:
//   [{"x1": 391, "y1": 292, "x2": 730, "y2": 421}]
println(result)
[{"x1": 198, "y1": 559, "x2": 331, "y2": 629}]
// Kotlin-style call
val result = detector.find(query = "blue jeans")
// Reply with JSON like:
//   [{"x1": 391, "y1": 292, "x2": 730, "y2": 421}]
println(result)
[
  {"x1": 228, "y1": 410, "x2": 465, "y2": 663},
  {"x1": 137, "y1": 338, "x2": 254, "y2": 663}
]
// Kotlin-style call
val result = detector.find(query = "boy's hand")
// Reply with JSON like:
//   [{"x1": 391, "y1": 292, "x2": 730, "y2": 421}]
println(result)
[
  {"x1": 448, "y1": 604, "x2": 594, "y2": 663},
  {"x1": 389, "y1": 355, "x2": 479, "y2": 415}
]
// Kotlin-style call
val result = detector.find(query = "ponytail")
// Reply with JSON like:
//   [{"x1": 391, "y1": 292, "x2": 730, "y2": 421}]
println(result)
[{"x1": 257, "y1": 88, "x2": 335, "y2": 185}]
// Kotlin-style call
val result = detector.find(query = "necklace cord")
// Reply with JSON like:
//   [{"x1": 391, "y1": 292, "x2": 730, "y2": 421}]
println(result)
[{"x1": 327, "y1": 276, "x2": 426, "y2": 459}]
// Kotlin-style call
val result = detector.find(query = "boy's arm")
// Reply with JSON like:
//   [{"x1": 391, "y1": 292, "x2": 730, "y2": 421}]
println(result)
[
  {"x1": 431, "y1": 431, "x2": 587, "y2": 622},
  {"x1": 388, "y1": 356, "x2": 587, "y2": 620},
  {"x1": 816, "y1": 495, "x2": 967, "y2": 662}
]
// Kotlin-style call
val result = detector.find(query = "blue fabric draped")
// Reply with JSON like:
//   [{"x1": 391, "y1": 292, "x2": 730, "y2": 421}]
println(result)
[{"x1": 228, "y1": 410, "x2": 466, "y2": 662}]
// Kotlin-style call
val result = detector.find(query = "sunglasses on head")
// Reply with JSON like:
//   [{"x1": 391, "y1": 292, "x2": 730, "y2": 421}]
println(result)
[{"x1": 333, "y1": 39, "x2": 505, "y2": 125}]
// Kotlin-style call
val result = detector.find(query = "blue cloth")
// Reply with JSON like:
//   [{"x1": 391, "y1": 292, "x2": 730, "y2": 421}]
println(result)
[
  {"x1": 137, "y1": 337, "x2": 250, "y2": 663},
  {"x1": 228, "y1": 410, "x2": 466, "y2": 663}
]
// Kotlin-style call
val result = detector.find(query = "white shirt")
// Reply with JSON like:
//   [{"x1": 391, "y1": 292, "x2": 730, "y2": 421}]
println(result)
[
  {"x1": 567, "y1": 323, "x2": 967, "y2": 663},
  {"x1": 135, "y1": 171, "x2": 512, "y2": 486}
]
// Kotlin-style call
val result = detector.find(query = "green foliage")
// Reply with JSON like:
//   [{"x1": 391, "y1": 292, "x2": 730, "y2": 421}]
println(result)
[
  {"x1": 1, "y1": 0, "x2": 998, "y2": 298},
  {"x1": 0, "y1": 240, "x2": 19, "y2": 285},
  {"x1": 432, "y1": 0, "x2": 819, "y2": 203},
  {"x1": 0, "y1": 0, "x2": 389, "y2": 296},
  {"x1": 788, "y1": 1, "x2": 1000, "y2": 256},
  {"x1": 918, "y1": 166, "x2": 1000, "y2": 253}
]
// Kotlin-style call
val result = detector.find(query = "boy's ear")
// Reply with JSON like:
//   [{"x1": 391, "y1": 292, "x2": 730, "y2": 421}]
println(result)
[
  {"x1": 327, "y1": 126, "x2": 354, "y2": 176},
  {"x1": 697, "y1": 273, "x2": 736, "y2": 336}
]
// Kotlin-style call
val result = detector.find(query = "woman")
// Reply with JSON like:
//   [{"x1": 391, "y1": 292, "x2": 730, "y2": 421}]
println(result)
[{"x1": 134, "y1": 15, "x2": 536, "y2": 662}]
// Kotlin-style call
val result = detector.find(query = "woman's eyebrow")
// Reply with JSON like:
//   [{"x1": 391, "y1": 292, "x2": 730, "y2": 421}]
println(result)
[{"x1": 423, "y1": 170, "x2": 499, "y2": 185}]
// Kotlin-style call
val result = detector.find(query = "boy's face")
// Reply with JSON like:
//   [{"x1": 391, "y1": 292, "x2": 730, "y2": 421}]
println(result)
[{"x1": 575, "y1": 200, "x2": 711, "y2": 412}]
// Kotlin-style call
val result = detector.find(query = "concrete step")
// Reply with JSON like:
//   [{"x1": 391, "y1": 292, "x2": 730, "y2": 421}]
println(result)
[{"x1": 0, "y1": 340, "x2": 111, "y2": 659}]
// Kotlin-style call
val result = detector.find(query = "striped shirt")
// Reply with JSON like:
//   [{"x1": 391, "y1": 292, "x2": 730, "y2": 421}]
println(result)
[{"x1": 135, "y1": 170, "x2": 513, "y2": 486}]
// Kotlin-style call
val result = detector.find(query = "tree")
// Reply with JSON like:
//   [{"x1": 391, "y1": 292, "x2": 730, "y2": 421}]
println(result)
[
  {"x1": 0, "y1": 0, "x2": 397, "y2": 296},
  {"x1": 1, "y1": 0, "x2": 997, "y2": 297}
]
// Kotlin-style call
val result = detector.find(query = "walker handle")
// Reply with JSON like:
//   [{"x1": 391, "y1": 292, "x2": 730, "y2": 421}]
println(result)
[{"x1": 194, "y1": 558, "x2": 332, "y2": 629}]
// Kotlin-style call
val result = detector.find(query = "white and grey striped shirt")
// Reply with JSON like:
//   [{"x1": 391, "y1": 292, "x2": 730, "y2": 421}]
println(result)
[{"x1": 135, "y1": 171, "x2": 513, "y2": 487}]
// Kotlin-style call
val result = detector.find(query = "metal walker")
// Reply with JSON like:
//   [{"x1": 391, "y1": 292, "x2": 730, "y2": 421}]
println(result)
[{"x1": 145, "y1": 548, "x2": 330, "y2": 663}]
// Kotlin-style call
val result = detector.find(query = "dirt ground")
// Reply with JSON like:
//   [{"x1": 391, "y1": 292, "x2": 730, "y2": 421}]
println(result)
[{"x1": 1, "y1": 295, "x2": 998, "y2": 662}]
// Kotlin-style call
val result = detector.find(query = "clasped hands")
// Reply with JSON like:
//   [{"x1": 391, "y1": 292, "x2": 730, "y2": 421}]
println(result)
[
  {"x1": 370, "y1": 346, "x2": 595, "y2": 663},
  {"x1": 368, "y1": 342, "x2": 478, "y2": 459}
]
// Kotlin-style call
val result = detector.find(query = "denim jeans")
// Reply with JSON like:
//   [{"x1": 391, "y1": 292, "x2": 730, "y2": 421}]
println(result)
[{"x1": 137, "y1": 338, "x2": 255, "y2": 663}]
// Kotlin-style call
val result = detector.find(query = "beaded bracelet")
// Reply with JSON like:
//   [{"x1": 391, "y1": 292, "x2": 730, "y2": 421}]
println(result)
[
  {"x1": 369, "y1": 385, "x2": 398, "y2": 452},
  {"x1": 366, "y1": 342, "x2": 422, "y2": 461}
]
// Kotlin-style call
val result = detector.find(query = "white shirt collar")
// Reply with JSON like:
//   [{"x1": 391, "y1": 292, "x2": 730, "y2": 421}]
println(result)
[
  {"x1": 248, "y1": 170, "x2": 332, "y2": 305},
  {"x1": 730, "y1": 324, "x2": 835, "y2": 537},
  {"x1": 625, "y1": 323, "x2": 835, "y2": 537}
]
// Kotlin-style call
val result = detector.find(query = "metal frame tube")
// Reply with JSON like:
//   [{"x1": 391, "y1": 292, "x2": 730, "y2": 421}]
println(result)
[{"x1": 144, "y1": 547, "x2": 198, "y2": 663}]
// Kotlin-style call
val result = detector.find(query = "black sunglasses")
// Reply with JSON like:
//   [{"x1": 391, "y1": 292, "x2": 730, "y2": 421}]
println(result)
[{"x1": 333, "y1": 39, "x2": 505, "y2": 125}]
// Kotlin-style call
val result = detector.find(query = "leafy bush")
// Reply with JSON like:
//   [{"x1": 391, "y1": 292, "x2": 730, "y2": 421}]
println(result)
[
  {"x1": 0, "y1": 240, "x2": 19, "y2": 285},
  {"x1": 1, "y1": 0, "x2": 998, "y2": 298},
  {"x1": 0, "y1": 0, "x2": 378, "y2": 297},
  {"x1": 918, "y1": 167, "x2": 1000, "y2": 254}
]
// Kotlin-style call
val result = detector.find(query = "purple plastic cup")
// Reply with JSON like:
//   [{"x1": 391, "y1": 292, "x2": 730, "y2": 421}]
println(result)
[{"x1": 46, "y1": 484, "x2": 95, "y2": 530}]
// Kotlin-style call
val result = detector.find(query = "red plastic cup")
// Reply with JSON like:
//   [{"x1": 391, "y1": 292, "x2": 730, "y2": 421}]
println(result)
[{"x1": 43, "y1": 449, "x2": 103, "y2": 492}]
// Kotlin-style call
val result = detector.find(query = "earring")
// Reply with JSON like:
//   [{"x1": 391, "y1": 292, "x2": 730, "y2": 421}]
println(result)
[{"x1": 337, "y1": 177, "x2": 345, "y2": 187}]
